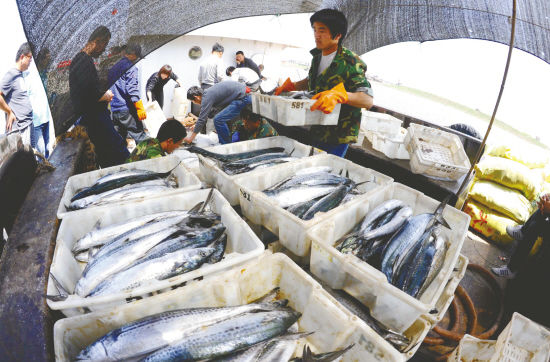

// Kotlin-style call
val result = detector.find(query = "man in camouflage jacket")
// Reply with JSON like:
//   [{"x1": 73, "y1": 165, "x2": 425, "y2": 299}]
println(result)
[
  {"x1": 126, "y1": 119, "x2": 186, "y2": 163},
  {"x1": 275, "y1": 9, "x2": 373, "y2": 157},
  {"x1": 230, "y1": 103, "x2": 278, "y2": 142}
]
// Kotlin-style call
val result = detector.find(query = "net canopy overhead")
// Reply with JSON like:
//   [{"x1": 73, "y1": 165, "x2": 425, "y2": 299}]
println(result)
[{"x1": 15, "y1": 0, "x2": 550, "y2": 135}]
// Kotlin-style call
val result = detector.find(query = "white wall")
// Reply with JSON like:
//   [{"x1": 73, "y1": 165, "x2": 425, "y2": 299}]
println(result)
[{"x1": 138, "y1": 35, "x2": 287, "y2": 119}]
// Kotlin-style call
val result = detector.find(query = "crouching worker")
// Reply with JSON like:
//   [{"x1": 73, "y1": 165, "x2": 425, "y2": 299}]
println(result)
[
  {"x1": 125, "y1": 119, "x2": 186, "y2": 163},
  {"x1": 231, "y1": 104, "x2": 278, "y2": 142}
]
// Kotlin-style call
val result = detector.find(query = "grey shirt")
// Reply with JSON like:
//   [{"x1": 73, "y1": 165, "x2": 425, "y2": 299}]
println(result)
[
  {"x1": 198, "y1": 54, "x2": 225, "y2": 86},
  {"x1": 195, "y1": 81, "x2": 247, "y2": 134},
  {"x1": 0, "y1": 68, "x2": 33, "y2": 131}
]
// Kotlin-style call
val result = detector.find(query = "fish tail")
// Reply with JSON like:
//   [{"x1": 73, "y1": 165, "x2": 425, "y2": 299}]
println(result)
[
  {"x1": 434, "y1": 194, "x2": 452, "y2": 230},
  {"x1": 159, "y1": 160, "x2": 182, "y2": 178},
  {"x1": 43, "y1": 272, "x2": 69, "y2": 302},
  {"x1": 304, "y1": 344, "x2": 355, "y2": 362},
  {"x1": 200, "y1": 189, "x2": 215, "y2": 213}
]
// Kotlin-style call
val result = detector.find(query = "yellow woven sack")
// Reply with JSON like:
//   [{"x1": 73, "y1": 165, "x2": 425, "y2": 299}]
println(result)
[
  {"x1": 469, "y1": 180, "x2": 533, "y2": 223},
  {"x1": 505, "y1": 146, "x2": 550, "y2": 169},
  {"x1": 475, "y1": 156, "x2": 541, "y2": 199},
  {"x1": 485, "y1": 143, "x2": 507, "y2": 158},
  {"x1": 464, "y1": 199, "x2": 516, "y2": 246}
]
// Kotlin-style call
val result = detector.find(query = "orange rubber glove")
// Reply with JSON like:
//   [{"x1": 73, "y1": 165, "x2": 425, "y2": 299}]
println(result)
[
  {"x1": 311, "y1": 83, "x2": 348, "y2": 114},
  {"x1": 274, "y1": 78, "x2": 296, "y2": 96},
  {"x1": 134, "y1": 100, "x2": 147, "y2": 121}
]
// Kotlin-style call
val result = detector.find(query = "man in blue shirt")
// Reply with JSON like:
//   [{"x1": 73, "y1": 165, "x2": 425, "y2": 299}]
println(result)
[{"x1": 108, "y1": 44, "x2": 148, "y2": 143}]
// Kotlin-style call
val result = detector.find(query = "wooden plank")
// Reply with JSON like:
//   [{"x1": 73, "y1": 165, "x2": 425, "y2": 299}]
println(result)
[{"x1": 0, "y1": 139, "x2": 85, "y2": 361}]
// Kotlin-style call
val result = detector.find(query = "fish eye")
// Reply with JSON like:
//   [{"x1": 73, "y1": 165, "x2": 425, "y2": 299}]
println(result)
[{"x1": 201, "y1": 252, "x2": 207, "y2": 256}]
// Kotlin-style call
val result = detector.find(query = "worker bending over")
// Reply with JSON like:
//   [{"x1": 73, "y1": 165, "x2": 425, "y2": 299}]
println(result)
[
  {"x1": 231, "y1": 104, "x2": 278, "y2": 142},
  {"x1": 275, "y1": 9, "x2": 373, "y2": 157},
  {"x1": 185, "y1": 81, "x2": 251, "y2": 145},
  {"x1": 125, "y1": 119, "x2": 186, "y2": 163}
]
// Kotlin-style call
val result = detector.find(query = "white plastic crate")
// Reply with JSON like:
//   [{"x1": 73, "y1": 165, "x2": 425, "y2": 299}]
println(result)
[
  {"x1": 490, "y1": 312, "x2": 550, "y2": 362},
  {"x1": 170, "y1": 88, "x2": 188, "y2": 121},
  {"x1": 143, "y1": 101, "x2": 167, "y2": 137},
  {"x1": 57, "y1": 155, "x2": 201, "y2": 219},
  {"x1": 357, "y1": 126, "x2": 368, "y2": 145},
  {"x1": 47, "y1": 189, "x2": 264, "y2": 317},
  {"x1": 54, "y1": 253, "x2": 411, "y2": 362},
  {"x1": 447, "y1": 335, "x2": 496, "y2": 362},
  {"x1": 361, "y1": 111, "x2": 403, "y2": 134},
  {"x1": 422, "y1": 254, "x2": 468, "y2": 327},
  {"x1": 256, "y1": 93, "x2": 278, "y2": 120},
  {"x1": 235, "y1": 154, "x2": 393, "y2": 257},
  {"x1": 404, "y1": 123, "x2": 471, "y2": 180},
  {"x1": 371, "y1": 128, "x2": 410, "y2": 160},
  {"x1": 251, "y1": 92, "x2": 260, "y2": 114},
  {"x1": 266, "y1": 241, "x2": 431, "y2": 361},
  {"x1": 308, "y1": 183, "x2": 470, "y2": 333},
  {"x1": 273, "y1": 93, "x2": 341, "y2": 126},
  {"x1": 198, "y1": 136, "x2": 325, "y2": 205}
]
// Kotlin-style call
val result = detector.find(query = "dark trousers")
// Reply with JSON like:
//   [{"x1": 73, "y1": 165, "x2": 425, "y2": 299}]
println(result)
[
  {"x1": 112, "y1": 109, "x2": 148, "y2": 144},
  {"x1": 81, "y1": 108, "x2": 130, "y2": 168},
  {"x1": 508, "y1": 209, "x2": 550, "y2": 272},
  {"x1": 152, "y1": 90, "x2": 164, "y2": 109}
]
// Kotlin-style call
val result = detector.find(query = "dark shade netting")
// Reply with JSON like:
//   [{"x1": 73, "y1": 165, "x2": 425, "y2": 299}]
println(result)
[{"x1": 15, "y1": 0, "x2": 550, "y2": 135}]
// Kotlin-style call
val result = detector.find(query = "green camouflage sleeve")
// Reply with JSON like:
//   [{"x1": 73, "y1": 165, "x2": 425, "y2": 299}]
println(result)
[
  {"x1": 231, "y1": 120, "x2": 243, "y2": 134},
  {"x1": 346, "y1": 56, "x2": 372, "y2": 97}
]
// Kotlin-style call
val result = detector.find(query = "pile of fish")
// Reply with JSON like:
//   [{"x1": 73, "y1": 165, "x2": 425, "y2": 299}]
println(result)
[
  {"x1": 67, "y1": 166, "x2": 179, "y2": 211},
  {"x1": 74, "y1": 288, "x2": 354, "y2": 362},
  {"x1": 278, "y1": 91, "x2": 315, "y2": 100},
  {"x1": 262, "y1": 167, "x2": 364, "y2": 220},
  {"x1": 187, "y1": 146, "x2": 301, "y2": 175},
  {"x1": 330, "y1": 289, "x2": 413, "y2": 352},
  {"x1": 47, "y1": 191, "x2": 228, "y2": 300},
  {"x1": 336, "y1": 196, "x2": 452, "y2": 299}
]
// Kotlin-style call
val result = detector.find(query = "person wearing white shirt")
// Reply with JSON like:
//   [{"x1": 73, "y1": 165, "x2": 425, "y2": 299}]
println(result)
[
  {"x1": 23, "y1": 63, "x2": 53, "y2": 158},
  {"x1": 225, "y1": 66, "x2": 261, "y2": 91}
]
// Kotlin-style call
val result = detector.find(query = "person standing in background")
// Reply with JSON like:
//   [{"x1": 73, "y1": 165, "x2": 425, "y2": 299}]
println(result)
[
  {"x1": 193, "y1": 43, "x2": 225, "y2": 118},
  {"x1": 108, "y1": 44, "x2": 148, "y2": 144},
  {"x1": 69, "y1": 26, "x2": 129, "y2": 167},
  {"x1": 198, "y1": 43, "x2": 225, "y2": 90},
  {"x1": 235, "y1": 51, "x2": 261, "y2": 79},
  {"x1": 0, "y1": 42, "x2": 35, "y2": 148},
  {"x1": 145, "y1": 65, "x2": 182, "y2": 109},
  {"x1": 23, "y1": 61, "x2": 52, "y2": 158}
]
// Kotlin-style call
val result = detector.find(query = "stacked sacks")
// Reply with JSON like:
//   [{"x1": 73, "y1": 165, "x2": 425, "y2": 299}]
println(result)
[{"x1": 465, "y1": 145, "x2": 550, "y2": 247}]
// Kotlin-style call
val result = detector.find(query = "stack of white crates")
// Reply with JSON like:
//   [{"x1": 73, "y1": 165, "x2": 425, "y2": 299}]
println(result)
[{"x1": 361, "y1": 111, "x2": 409, "y2": 160}]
